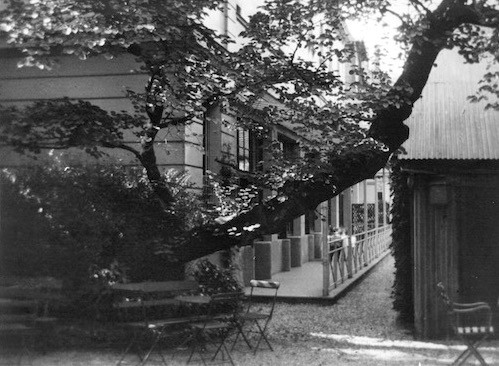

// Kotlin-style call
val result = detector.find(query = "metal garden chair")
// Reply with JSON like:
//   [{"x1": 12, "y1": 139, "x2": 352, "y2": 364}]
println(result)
[
  {"x1": 232, "y1": 280, "x2": 280, "y2": 354},
  {"x1": 437, "y1": 282, "x2": 494, "y2": 366},
  {"x1": 187, "y1": 291, "x2": 244, "y2": 366}
]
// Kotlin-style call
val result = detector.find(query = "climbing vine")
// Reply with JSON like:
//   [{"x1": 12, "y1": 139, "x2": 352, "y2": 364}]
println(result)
[{"x1": 389, "y1": 157, "x2": 413, "y2": 323}]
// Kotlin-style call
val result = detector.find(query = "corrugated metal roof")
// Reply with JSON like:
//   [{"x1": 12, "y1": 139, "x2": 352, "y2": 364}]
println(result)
[{"x1": 400, "y1": 50, "x2": 499, "y2": 160}]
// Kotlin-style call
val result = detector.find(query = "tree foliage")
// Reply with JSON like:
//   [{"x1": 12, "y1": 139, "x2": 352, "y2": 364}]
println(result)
[{"x1": 0, "y1": 0, "x2": 498, "y2": 263}]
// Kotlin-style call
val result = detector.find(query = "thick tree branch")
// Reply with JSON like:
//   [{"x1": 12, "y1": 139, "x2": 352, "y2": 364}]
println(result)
[
  {"x1": 171, "y1": 0, "x2": 498, "y2": 263},
  {"x1": 175, "y1": 143, "x2": 391, "y2": 262},
  {"x1": 369, "y1": 0, "x2": 487, "y2": 150},
  {"x1": 471, "y1": 4, "x2": 499, "y2": 27},
  {"x1": 157, "y1": 114, "x2": 194, "y2": 129},
  {"x1": 101, "y1": 141, "x2": 142, "y2": 159}
]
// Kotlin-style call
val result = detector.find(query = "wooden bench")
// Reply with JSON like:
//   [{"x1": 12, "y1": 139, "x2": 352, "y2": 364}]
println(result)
[
  {"x1": 110, "y1": 280, "x2": 203, "y2": 366},
  {"x1": 0, "y1": 280, "x2": 65, "y2": 358}
]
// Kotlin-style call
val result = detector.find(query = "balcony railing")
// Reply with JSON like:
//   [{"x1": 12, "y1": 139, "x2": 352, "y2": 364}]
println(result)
[{"x1": 322, "y1": 225, "x2": 392, "y2": 296}]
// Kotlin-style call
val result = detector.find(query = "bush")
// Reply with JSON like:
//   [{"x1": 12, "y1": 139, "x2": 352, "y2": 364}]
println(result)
[
  {"x1": 188, "y1": 259, "x2": 243, "y2": 315},
  {"x1": 0, "y1": 159, "x2": 207, "y2": 291},
  {"x1": 190, "y1": 259, "x2": 242, "y2": 296}
]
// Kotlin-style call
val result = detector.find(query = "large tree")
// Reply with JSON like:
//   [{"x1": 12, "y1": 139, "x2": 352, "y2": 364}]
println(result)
[{"x1": 0, "y1": 0, "x2": 498, "y2": 264}]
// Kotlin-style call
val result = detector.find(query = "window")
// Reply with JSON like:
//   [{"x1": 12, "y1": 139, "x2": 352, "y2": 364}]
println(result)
[
  {"x1": 202, "y1": 114, "x2": 210, "y2": 175},
  {"x1": 237, "y1": 127, "x2": 251, "y2": 171},
  {"x1": 305, "y1": 210, "x2": 316, "y2": 234},
  {"x1": 278, "y1": 134, "x2": 299, "y2": 161},
  {"x1": 235, "y1": 4, "x2": 248, "y2": 26}
]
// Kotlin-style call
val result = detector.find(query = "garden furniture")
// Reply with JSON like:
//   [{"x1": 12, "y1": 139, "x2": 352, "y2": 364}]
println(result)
[
  {"x1": 110, "y1": 280, "x2": 201, "y2": 366},
  {"x1": 232, "y1": 280, "x2": 280, "y2": 354},
  {"x1": 437, "y1": 282, "x2": 494, "y2": 366},
  {"x1": 0, "y1": 280, "x2": 64, "y2": 364},
  {"x1": 186, "y1": 291, "x2": 244, "y2": 366}
]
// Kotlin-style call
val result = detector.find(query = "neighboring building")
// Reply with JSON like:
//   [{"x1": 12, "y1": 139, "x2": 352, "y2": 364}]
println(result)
[
  {"x1": 396, "y1": 49, "x2": 499, "y2": 339},
  {"x1": 0, "y1": 1, "x2": 391, "y2": 282}
]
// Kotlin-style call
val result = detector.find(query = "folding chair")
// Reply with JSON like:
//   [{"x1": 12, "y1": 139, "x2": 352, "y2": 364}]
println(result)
[
  {"x1": 232, "y1": 280, "x2": 280, "y2": 354},
  {"x1": 437, "y1": 282, "x2": 494, "y2": 366},
  {"x1": 187, "y1": 291, "x2": 244, "y2": 366}
]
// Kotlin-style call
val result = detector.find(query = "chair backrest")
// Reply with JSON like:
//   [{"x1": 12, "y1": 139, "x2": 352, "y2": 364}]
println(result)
[
  {"x1": 249, "y1": 280, "x2": 280, "y2": 290},
  {"x1": 437, "y1": 282, "x2": 494, "y2": 337},
  {"x1": 248, "y1": 280, "x2": 280, "y2": 317}
]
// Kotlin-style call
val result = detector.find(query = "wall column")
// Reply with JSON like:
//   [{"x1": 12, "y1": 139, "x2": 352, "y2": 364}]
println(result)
[
  {"x1": 342, "y1": 189, "x2": 352, "y2": 235},
  {"x1": 313, "y1": 202, "x2": 327, "y2": 259},
  {"x1": 330, "y1": 197, "x2": 339, "y2": 229},
  {"x1": 290, "y1": 215, "x2": 306, "y2": 267},
  {"x1": 253, "y1": 128, "x2": 280, "y2": 277},
  {"x1": 363, "y1": 180, "x2": 368, "y2": 233},
  {"x1": 382, "y1": 168, "x2": 387, "y2": 227}
]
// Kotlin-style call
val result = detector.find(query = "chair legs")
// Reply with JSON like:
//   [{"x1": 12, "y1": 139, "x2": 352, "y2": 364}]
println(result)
[
  {"x1": 116, "y1": 329, "x2": 169, "y2": 366},
  {"x1": 232, "y1": 318, "x2": 273, "y2": 354},
  {"x1": 212, "y1": 334, "x2": 235, "y2": 366},
  {"x1": 0, "y1": 333, "x2": 36, "y2": 366},
  {"x1": 452, "y1": 337, "x2": 489, "y2": 366},
  {"x1": 187, "y1": 328, "x2": 235, "y2": 366},
  {"x1": 116, "y1": 331, "x2": 144, "y2": 366},
  {"x1": 139, "y1": 330, "x2": 169, "y2": 366},
  {"x1": 230, "y1": 322, "x2": 253, "y2": 351},
  {"x1": 252, "y1": 320, "x2": 273, "y2": 353}
]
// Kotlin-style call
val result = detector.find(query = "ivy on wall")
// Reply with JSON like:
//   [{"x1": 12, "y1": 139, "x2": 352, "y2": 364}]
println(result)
[{"x1": 389, "y1": 157, "x2": 414, "y2": 323}]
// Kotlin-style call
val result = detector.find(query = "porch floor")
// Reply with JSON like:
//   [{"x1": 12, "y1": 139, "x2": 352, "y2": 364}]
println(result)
[{"x1": 245, "y1": 249, "x2": 391, "y2": 303}]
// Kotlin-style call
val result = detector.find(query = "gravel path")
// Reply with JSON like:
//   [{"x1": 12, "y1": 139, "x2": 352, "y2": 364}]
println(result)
[{"x1": 268, "y1": 254, "x2": 413, "y2": 343}]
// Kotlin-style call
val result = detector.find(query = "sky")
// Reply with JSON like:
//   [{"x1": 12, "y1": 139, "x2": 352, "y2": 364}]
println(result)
[{"x1": 346, "y1": 9, "x2": 408, "y2": 80}]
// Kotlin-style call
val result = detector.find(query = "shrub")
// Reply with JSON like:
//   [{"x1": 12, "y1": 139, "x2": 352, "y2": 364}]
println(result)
[
  {"x1": 0, "y1": 158, "x2": 207, "y2": 290},
  {"x1": 188, "y1": 259, "x2": 243, "y2": 315},
  {"x1": 190, "y1": 259, "x2": 242, "y2": 296}
]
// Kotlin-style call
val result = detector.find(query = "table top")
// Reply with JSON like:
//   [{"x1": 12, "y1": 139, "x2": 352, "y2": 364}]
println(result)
[
  {"x1": 110, "y1": 280, "x2": 198, "y2": 293},
  {"x1": 175, "y1": 295, "x2": 211, "y2": 304}
]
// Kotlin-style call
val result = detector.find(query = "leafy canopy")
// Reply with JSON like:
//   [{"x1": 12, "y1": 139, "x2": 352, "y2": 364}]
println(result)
[{"x1": 0, "y1": 0, "x2": 498, "y2": 260}]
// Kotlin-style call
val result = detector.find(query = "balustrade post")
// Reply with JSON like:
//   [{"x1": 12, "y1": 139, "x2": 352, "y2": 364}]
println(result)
[
  {"x1": 322, "y1": 220, "x2": 330, "y2": 296},
  {"x1": 346, "y1": 236, "x2": 353, "y2": 278},
  {"x1": 343, "y1": 188, "x2": 352, "y2": 235}
]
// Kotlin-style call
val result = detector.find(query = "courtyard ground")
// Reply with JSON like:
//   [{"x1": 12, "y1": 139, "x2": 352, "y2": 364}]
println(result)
[{"x1": 2, "y1": 255, "x2": 498, "y2": 365}]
